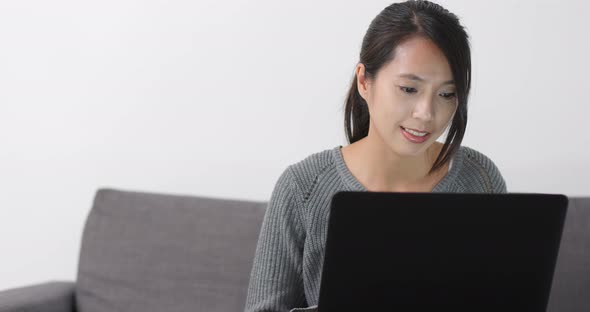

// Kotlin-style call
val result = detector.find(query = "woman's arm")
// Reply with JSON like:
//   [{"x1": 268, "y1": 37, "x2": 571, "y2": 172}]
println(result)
[{"x1": 245, "y1": 166, "x2": 308, "y2": 312}]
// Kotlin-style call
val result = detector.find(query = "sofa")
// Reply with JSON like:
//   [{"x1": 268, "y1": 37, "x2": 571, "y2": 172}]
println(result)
[{"x1": 0, "y1": 188, "x2": 588, "y2": 312}]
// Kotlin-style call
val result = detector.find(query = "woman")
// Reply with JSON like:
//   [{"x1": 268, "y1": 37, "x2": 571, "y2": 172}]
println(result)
[{"x1": 245, "y1": 1, "x2": 507, "y2": 311}]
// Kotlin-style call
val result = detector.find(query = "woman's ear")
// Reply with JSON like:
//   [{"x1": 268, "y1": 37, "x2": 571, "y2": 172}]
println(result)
[{"x1": 355, "y1": 63, "x2": 371, "y2": 103}]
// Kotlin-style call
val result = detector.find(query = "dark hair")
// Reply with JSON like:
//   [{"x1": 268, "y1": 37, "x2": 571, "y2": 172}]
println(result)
[{"x1": 344, "y1": 0, "x2": 471, "y2": 175}]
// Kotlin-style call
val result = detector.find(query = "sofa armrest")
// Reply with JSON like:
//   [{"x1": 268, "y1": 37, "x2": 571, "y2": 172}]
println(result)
[{"x1": 0, "y1": 281, "x2": 75, "y2": 312}]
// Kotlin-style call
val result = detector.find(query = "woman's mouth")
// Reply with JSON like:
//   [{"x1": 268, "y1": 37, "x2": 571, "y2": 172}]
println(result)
[{"x1": 400, "y1": 126, "x2": 430, "y2": 143}]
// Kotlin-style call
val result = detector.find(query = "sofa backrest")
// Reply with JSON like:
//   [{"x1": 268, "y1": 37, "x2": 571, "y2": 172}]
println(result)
[
  {"x1": 75, "y1": 188, "x2": 267, "y2": 312},
  {"x1": 75, "y1": 190, "x2": 589, "y2": 312},
  {"x1": 547, "y1": 197, "x2": 590, "y2": 312}
]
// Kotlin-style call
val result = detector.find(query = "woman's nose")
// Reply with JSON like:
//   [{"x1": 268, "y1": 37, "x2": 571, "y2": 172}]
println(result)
[{"x1": 411, "y1": 95, "x2": 435, "y2": 121}]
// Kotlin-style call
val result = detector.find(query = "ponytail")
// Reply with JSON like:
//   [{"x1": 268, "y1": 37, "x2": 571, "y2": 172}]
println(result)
[{"x1": 344, "y1": 72, "x2": 370, "y2": 144}]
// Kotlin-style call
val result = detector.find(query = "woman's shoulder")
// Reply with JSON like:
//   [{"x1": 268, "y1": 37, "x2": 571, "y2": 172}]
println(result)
[
  {"x1": 269, "y1": 146, "x2": 342, "y2": 207},
  {"x1": 458, "y1": 145, "x2": 502, "y2": 174},
  {"x1": 284, "y1": 146, "x2": 340, "y2": 190},
  {"x1": 456, "y1": 145, "x2": 507, "y2": 193}
]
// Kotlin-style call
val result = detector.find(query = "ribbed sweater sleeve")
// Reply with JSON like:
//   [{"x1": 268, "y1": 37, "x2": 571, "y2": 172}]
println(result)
[{"x1": 244, "y1": 166, "x2": 307, "y2": 312}]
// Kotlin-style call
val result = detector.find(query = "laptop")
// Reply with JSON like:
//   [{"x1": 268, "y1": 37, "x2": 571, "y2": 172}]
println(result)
[{"x1": 317, "y1": 192, "x2": 568, "y2": 312}]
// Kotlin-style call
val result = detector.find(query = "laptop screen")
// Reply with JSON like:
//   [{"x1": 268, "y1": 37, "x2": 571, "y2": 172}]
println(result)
[{"x1": 318, "y1": 192, "x2": 568, "y2": 312}]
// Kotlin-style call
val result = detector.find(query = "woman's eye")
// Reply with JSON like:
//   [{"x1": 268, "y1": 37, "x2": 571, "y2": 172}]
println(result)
[
  {"x1": 399, "y1": 86, "x2": 417, "y2": 94},
  {"x1": 440, "y1": 92, "x2": 456, "y2": 99}
]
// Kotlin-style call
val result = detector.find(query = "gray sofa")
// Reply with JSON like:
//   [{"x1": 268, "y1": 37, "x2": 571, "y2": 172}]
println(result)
[{"x1": 0, "y1": 188, "x2": 588, "y2": 312}]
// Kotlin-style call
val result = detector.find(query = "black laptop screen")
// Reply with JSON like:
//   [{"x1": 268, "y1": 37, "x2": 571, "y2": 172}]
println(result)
[{"x1": 318, "y1": 192, "x2": 567, "y2": 312}]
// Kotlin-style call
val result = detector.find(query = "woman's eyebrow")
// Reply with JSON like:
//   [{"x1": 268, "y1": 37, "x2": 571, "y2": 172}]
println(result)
[{"x1": 398, "y1": 73, "x2": 454, "y2": 85}]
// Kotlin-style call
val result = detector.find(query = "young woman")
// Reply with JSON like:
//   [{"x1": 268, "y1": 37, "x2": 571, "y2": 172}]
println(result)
[{"x1": 245, "y1": 1, "x2": 507, "y2": 311}]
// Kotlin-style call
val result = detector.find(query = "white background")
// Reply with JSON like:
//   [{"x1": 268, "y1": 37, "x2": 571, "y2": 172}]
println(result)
[{"x1": 1, "y1": 0, "x2": 588, "y2": 290}]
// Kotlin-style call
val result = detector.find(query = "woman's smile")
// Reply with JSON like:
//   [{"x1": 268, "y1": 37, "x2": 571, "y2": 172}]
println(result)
[{"x1": 400, "y1": 126, "x2": 431, "y2": 143}]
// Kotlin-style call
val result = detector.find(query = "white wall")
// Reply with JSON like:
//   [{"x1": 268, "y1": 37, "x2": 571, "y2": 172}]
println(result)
[{"x1": 0, "y1": 0, "x2": 588, "y2": 290}]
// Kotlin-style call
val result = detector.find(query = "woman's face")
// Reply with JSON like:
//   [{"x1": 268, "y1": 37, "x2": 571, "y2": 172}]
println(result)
[{"x1": 357, "y1": 36, "x2": 458, "y2": 158}]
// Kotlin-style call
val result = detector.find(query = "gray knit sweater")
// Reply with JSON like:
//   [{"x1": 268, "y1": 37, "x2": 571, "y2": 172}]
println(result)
[{"x1": 245, "y1": 145, "x2": 507, "y2": 312}]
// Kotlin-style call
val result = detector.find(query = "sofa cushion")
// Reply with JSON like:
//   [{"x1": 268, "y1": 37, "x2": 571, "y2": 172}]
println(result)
[
  {"x1": 75, "y1": 188, "x2": 267, "y2": 312},
  {"x1": 547, "y1": 197, "x2": 590, "y2": 312}
]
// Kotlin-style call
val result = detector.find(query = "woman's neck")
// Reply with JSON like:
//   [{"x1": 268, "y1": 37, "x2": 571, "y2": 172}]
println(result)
[{"x1": 341, "y1": 136, "x2": 447, "y2": 192}]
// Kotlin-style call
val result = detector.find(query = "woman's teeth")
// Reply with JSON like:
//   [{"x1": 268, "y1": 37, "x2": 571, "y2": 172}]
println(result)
[{"x1": 402, "y1": 127, "x2": 428, "y2": 137}]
